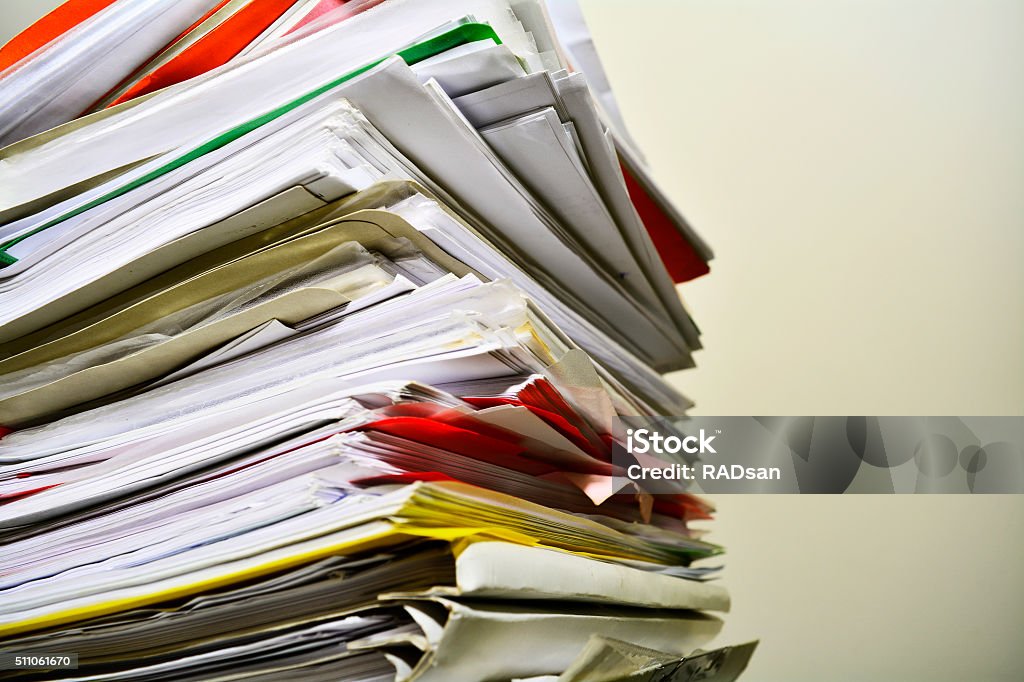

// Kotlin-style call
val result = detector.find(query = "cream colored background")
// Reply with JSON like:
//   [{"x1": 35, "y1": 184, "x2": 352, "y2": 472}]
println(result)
[
  {"x1": 581, "y1": 2, "x2": 1024, "y2": 680},
  {"x1": 2, "y1": 1, "x2": 1023, "y2": 680}
]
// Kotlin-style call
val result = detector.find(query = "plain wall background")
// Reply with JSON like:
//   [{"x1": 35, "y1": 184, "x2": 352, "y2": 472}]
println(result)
[
  {"x1": 582, "y1": 0, "x2": 1024, "y2": 417},
  {"x1": 2, "y1": 2, "x2": 1023, "y2": 680},
  {"x1": 0, "y1": 1, "x2": 64, "y2": 46}
]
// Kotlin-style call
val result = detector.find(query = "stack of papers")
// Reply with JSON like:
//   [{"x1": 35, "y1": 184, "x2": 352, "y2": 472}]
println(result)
[{"x1": 0, "y1": 1, "x2": 752, "y2": 680}]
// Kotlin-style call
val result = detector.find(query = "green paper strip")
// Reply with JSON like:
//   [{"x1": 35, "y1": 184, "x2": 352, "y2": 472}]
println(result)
[{"x1": 0, "y1": 22, "x2": 501, "y2": 267}]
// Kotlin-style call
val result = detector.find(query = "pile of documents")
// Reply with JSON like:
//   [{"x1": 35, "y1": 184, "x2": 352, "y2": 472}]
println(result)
[{"x1": 0, "y1": 1, "x2": 755, "y2": 680}]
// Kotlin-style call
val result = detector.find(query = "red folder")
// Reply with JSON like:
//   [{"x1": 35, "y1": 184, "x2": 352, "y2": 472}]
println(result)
[
  {"x1": 109, "y1": 0, "x2": 299, "y2": 106},
  {"x1": 621, "y1": 161, "x2": 710, "y2": 284},
  {"x1": 353, "y1": 416, "x2": 561, "y2": 477}
]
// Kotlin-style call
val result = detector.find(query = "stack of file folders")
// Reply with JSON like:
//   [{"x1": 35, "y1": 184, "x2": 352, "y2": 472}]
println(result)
[{"x1": 0, "y1": 1, "x2": 756, "y2": 680}]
